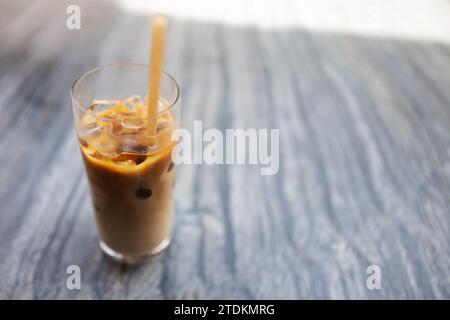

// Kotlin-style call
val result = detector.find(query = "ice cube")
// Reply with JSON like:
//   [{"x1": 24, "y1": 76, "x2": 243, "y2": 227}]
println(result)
[
  {"x1": 122, "y1": 118, "x2": 145, "y2": 130},
  {"x1": 88, "y1": 99, "x2": 121, "y2": 113},
  {"x1": 121, "y1": 140, "x2": 148, "y2": 155},
  {"x1": 79, "y1": 138, "x2": 89, "y2": 147},
  {"x1": 156, "y1": 121, "x2": 170, "y2": 132},
  {"x1": 135, "y1": 136, "x2": 159, "y2": 153},
  {"x1": 88, "y1": 150, "x2": 103, "y2": 160},
  {"x1": 78, "y1": 122, "x2": 102, "y2": 141},
  {"x1": 122, "y1": 95, "x2": 142, "y2": 111},
  {"x1": 95, "y1": 140, "x2": 120, "y2": 157},
  {"x1": 110, "y1": 119, "x2": 146, "y2": 137},
  {"x1": 115, "y1": 112, "x2": 136, "y2": 119},
  {"x1": 119, "y1": 141, "x2": 151, "y2": 164},
  {"x1": 113, "y1": 152, "x2": 147, "y2": 165},
  {"x1": 89, "y1": 96, "x2": 145, "y2": 115},
  {"x1": 81, "y1": 113, "x2": 97, "y2": 125},
  {"x1": 113, "y1": 158, "x2": 136, "y2": 166}
]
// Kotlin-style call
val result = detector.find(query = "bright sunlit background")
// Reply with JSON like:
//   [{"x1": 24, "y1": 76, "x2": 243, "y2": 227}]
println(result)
[{"x1": 116, "y1": 0, "x2": 450, "y2": 43}]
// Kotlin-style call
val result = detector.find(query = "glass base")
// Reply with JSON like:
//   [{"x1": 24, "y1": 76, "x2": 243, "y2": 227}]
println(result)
[{"x1": 99, "y1": 237, "x2": 171, "y2": 264}]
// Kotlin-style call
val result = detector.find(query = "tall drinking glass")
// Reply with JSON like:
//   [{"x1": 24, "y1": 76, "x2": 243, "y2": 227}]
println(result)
[{"x1": 71, "y1": 63, "x2": 180, "y2": 263}]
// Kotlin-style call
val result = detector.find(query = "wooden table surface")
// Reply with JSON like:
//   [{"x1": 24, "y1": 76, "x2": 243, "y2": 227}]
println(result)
[{"x1": 1, "y1": 0, "x2": 449, "y2": 299}]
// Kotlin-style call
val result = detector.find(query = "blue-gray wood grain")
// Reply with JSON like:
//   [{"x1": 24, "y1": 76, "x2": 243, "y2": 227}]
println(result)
[{"x1": 0, "y1": 0, "x2": 449, "y2": 299}]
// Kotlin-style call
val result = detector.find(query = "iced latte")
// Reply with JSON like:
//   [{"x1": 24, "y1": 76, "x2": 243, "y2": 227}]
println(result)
[{"x1": 71, "y1": 64, "x2": 179, "y2": 262}]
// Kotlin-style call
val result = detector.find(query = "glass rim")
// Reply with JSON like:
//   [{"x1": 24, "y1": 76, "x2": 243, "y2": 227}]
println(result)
[{"x1": 71, "y1": 62, "x2": 180, "y2": 121}]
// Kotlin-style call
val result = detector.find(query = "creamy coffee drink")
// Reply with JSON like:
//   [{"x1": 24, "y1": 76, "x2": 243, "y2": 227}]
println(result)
[{"x1": 78, "y1": 96, "x2": 176, "y2": 261}]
